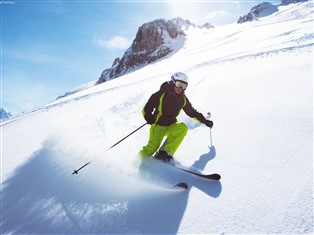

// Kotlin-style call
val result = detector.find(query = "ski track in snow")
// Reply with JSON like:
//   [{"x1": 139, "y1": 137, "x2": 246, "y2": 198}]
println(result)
[{"x1": 1, "y1": 2, "x2": 313, "y2": 234}]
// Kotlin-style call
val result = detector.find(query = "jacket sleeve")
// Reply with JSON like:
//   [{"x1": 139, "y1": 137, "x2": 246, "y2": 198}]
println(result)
[
  {"x1": 183, "y1": 96, "x2": 207, "y2": 123},
  {"x1": 142, "y1": 83, "x2": 166, "y2": 119}
]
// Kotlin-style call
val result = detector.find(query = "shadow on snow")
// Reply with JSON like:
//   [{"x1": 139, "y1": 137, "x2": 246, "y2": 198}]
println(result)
[{"x1": 1, "y1": 142, "x2": 221, "y2": 234}]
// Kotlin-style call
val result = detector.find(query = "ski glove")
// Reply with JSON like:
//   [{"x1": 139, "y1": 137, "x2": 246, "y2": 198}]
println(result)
[
  {"x1": 204, "y1": 119, "x2": 214, "y2": 128},
  {"x1": 145, "y1": 114, "x2": 156, "y2": 125}
]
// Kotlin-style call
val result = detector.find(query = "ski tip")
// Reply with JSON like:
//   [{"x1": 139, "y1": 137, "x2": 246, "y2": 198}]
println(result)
[
  {"x1": 212, "y1": 174, "x2": 221, "y2": 180},
  {"x1": 175, "y1": 182, "x2": 188, "y2": 190}
]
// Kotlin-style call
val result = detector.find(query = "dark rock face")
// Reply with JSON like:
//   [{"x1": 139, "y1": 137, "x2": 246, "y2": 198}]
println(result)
[
  {"x1": 237, "y1": 2, "x2": 279, "y2": 24},
  {"x1": 96, "y1": 19, "x2": 185, "y2": 84}
]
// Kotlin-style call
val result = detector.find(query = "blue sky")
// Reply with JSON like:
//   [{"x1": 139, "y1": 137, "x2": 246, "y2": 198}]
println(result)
[{"x1": 1, "y1": 0, "x2": 276, "y2": 115}]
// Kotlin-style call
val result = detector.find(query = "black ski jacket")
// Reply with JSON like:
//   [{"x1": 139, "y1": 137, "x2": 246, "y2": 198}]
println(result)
[{"x1": 142, "y1": 81, "x2": 207, "y2": 126}]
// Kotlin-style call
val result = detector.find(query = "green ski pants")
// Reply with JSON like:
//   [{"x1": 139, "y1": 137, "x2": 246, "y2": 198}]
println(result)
[{"x1": 139, "y1": 122, "x2": 188, "y2": 157}]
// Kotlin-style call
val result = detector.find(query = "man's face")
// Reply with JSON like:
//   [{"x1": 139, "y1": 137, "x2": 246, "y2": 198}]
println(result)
[
  {"x1": 174, "y1": 85, "x2": 184, "y2": 94},
  {"x1": 173, "y1": 80, "x2": 187, "y2": 94}
]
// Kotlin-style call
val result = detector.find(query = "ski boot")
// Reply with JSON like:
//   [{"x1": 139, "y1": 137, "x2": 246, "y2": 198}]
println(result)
[{"x1": 154, "y1": 150, "x2": 173, "y2": 163}]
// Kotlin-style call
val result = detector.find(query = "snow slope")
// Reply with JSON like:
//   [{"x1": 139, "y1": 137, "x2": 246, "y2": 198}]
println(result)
[{"x1": 1, "y1": 2, "x2": 313, "y2": 234}]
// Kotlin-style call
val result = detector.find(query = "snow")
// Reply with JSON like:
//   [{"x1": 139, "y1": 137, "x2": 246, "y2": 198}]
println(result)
[{"x1": 1, "y1": 2, "x2": 313, "y2": 234}]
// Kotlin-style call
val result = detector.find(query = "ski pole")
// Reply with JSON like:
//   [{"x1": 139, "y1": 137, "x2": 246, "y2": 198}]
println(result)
[
  {"x1": 107, "y1": 122, "x2": 147, "y2": 150},
  {"x1": 72, "y1": 122, "x2": 147, "y2": 175},
  {"x1": 207, "y1": 112, "x2": 213, "y2": 147},
  {"x1": 72, "y1": 161, "x2": 92, "y2": 175}
]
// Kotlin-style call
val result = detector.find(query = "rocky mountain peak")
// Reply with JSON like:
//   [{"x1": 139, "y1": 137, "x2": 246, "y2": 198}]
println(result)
[
  {"x1": 237, "y1": 2, "x2": 279, "y2": 24},
  {"x1": 238, "y1": 0, "x2": 309, "y2": 24},
  {"x1": 131, "y1": 18, "x2": 185, "y2": 53},
  {"x1": 170, "y1": 17, "x2": 214, "y2": 30},
  {"x1": 0, "y1": 108, "x2": 12, "y2": 120},
  {"x1": 96, "y1": 17, "x2": 214, "y2": 85},
  {"x1": 96, "y1": 18, "x2": 185, "y2": 84}
]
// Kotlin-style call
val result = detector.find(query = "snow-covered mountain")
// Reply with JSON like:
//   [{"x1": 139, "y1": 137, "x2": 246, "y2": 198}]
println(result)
[
  {"x1": 281, "y1": 0, "x2": 309, "y2": 5},
  {"x1": 96, "y1": 18, "x2": 186, "y2": 84},
  {"x1": 96, "y1": 17, "x2": 213, "y2": 85},
  {"x1": 1, "y1": 1, "x2": 313, "y2": 234},
  {"x1": 237, "y1": 0, "x2": 309, "y2": 23},
  {"x1": 238, "y1": 2, "x2": 279, "y2": 23},
  {"x1": 0, "y1": 108, "x2": 12, "y2": 121},
  {"x1": 170, "y1": 16, "x2": 215, "y2": 30}
]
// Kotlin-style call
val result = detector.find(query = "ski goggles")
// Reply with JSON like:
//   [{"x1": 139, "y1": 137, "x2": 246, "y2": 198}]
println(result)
[{"x1": 174, "y1": 80, "x2": 188, "y2": 90}]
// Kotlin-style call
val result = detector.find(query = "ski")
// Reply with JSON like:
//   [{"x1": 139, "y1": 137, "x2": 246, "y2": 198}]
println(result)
[
  {"x1": 154, "y1": 157, "x2": 221, "y2": 181},
  {"x1": 177, "y1": 168, "x2": 221, "y2": 181}
]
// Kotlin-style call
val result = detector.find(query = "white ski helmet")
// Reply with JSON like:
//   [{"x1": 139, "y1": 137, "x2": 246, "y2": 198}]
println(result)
[{"x1": 171, "y1": 72, "x2": 189, "y2": 85}]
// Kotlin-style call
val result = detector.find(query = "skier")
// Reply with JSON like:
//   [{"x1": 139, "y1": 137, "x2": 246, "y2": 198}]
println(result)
[{"x1": 139, "y1": 72, "x2": 214, "y2": 162}]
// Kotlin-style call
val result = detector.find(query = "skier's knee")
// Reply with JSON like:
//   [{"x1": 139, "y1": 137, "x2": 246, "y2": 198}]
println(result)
[{"x1": 177, "y1": 122, "x2": 188, "y2": 135}]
